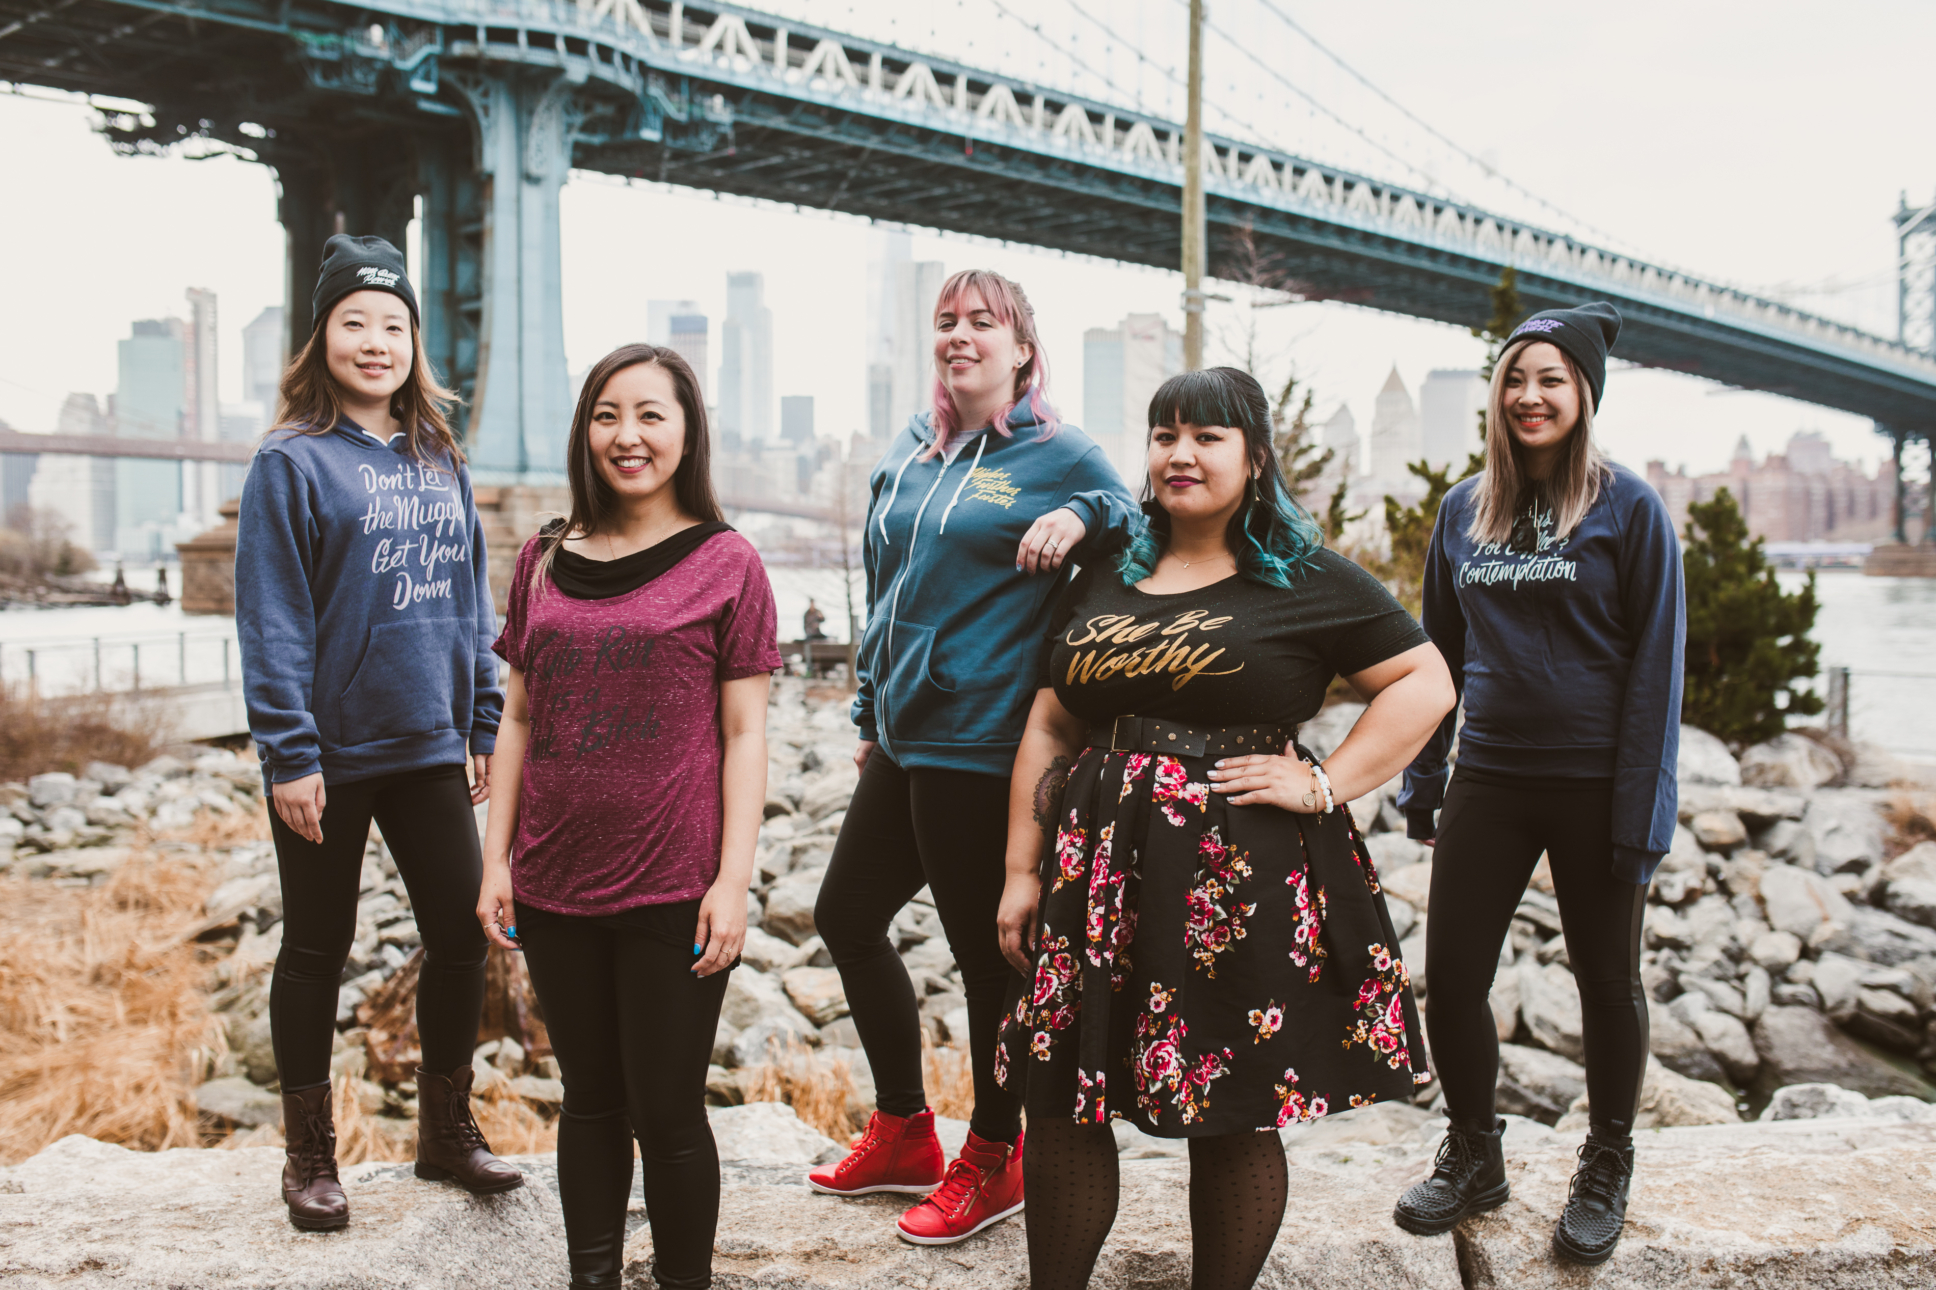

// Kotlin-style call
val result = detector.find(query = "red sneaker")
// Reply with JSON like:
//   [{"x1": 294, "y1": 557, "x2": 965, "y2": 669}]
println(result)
[
  {"x1": 894, "y1": 1130, "x2": 1025, "y2": 1245},
  {"x1": 807, "y1": 1108, "x2": 946, "y2": 1196}
]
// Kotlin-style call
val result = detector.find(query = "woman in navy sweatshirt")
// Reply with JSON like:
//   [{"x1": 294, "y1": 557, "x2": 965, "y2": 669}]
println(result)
[
  {"x1": 1391, "y1": 303, "x2": 1684, "y2": 1264},
  {"x1": 236, "y1": 235, "x2": 520, "y2": 1231}
]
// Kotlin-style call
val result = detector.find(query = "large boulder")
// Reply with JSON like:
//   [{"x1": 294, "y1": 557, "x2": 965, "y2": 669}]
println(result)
[
  {"x1": 781, "y1": 966, "x2": 851, "y2": 1027},
  {"x1": 1758, "y1": 864, "x2": 1853, "y2": 948},
  {"x1": 1800, "y1": 790, "x2": 1889, "y2": 875},
  {"x1": 1456, "y1": 1116, "x2": 1936, "y2": 1289},
  {"x1": 1649, "y1": 1002, "x2": 1729, "y2": 1085},
  {"x1": 1494, "y1": 1043, "x2": 1587, "y2": 1125},
  {"x1": 763, "y1": 869, "x2": 826, "y2": 945},
  {"x1": 708, "y1": 1101, "x2": 841, "y2": 1167},
  {"x1": 0, "y1": 1136, "x2": 566, "y2": 1288},
  {"x1": 1738, "y1": 733, "x2": 1843, "y2": 790},
  {"x1": 1516, "y1": 961, "x2": 1585, "y2": 1062},
  {"x1": 1751, "y1": 1005, "x2": 1936, "y2": 1101},
  {"x1": 1676, "y1": 725, "x2": 1740, "y2": 785},
  {"x1": 1760, "y1": 1081, "x2": 1936, "y2": 1123},
  {"x1": 1555, "y1": 1056, "x2": 1740, "y2": 1132}
]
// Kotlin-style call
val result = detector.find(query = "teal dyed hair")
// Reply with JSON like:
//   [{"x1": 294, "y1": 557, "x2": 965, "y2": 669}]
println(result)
[{"x1": 1114, "y1": 367, "x2": 1325, "y2": 589}]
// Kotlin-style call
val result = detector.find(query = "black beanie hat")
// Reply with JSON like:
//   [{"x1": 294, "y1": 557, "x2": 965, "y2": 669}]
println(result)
[
  {"x1": 312, "y1": 234, "x2": 420, "y2": 331},
  {"x1": 1503, "y1": 301, "x2": 1621, "y2": 412}
]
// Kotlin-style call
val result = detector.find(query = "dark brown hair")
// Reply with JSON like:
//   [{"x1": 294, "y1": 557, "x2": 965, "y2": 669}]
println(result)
[
  {"x1": 267, "y1": 300, "x2": 462, "y2": 468},
  {"x1": 536, "y1": 344, "x2": 723, "y2": 588}
]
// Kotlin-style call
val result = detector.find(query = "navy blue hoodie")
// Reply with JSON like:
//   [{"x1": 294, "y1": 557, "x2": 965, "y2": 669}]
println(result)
[
  {"x1": 236, "y1": 423, "x2": 502, "y2": 786},
  {"x1": 1397, "y1": 463, "x2": 1684, "y2": 883},
  {"x1": 854, "y1": 409, "x2": 1138, "y2": 775}
]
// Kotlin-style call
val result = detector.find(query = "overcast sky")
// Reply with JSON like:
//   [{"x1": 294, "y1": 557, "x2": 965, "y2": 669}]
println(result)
[{"x1": 1, "y1": 0, "x2": 1929, "y2": 476}]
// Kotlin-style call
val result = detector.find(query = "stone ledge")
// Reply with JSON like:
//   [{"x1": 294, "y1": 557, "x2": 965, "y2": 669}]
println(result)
[{"x1": 3, "y1": 1116, "x2": 1932, "y2": 1290}]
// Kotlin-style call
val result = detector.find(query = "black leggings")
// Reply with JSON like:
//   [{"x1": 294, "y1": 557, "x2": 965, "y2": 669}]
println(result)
[
  {"x1": 269, "y1": 763, "x2": 489, "y2": 1091},
  {"x1": 814, "y1": 750, "x2": 1023, "y2": 1143},
  {"x1": 517, "y1": 900, "x2": 731, "y2": 1290},
  {"x1": 1424, "y1": 768, "x2": 1649, "y2": 1132}
]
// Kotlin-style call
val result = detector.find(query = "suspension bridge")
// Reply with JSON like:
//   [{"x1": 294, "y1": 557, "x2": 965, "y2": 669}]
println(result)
[{"x1": 3, "y1": 0, "x2": 1933, "y2": 535}]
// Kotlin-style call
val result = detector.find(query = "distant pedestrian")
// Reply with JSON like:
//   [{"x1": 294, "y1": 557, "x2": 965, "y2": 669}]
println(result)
[
  {"x1": 1392, "y1": 303, "x2": 1684, "y2": 1264},
  {"x1": 475, "y1": 343, "x2": 779, "y2": 1290},
  {"x1": 996, "y1": 367, "x2": 1450, "y2": 1290},
  {"x1": 806, "y1": 270, "x2": 1139, "y2": 1245},
  {"x1": 236, "y1": 234, "x2": 519, "y2": 1233},
  {"x1": 804, "y1": 598, "x2": 826, "y2": 639}
]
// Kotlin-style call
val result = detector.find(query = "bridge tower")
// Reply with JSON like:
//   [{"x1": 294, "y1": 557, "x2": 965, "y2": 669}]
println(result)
[{"x1": 1880, "y1": 193, "x2": 1936, "y2": 557}]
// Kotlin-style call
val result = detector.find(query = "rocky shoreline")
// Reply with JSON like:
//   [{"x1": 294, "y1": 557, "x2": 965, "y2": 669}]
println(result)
[{"x1": 2, "y1": 680, "x2": 1934, "y2": 1285}]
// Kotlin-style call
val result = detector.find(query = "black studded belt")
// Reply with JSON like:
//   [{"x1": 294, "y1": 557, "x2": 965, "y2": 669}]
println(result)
[{"x1": 1085, "y1": 716, "x2": 1294, "y2": 759}]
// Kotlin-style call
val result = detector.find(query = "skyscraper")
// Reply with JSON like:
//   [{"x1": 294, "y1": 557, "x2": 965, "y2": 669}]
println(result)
[
  {"x1": 718, "y1": 273, "x2": 773, "y2": 442},
  {"x1": 866, "y1": 229, "x2": 910, "y2": 439},
  {"x1": 1418, "y1": 369, "x2": 1487, "y2": 471},
  {"x1": 240, "y1": 305, "x2": 285, "y2": 409},
  {"x1": 648, "y1": 299, "x2": 710, "y2": 399},
  {"x1": 780, "y1": 395, "x2": 814, "y2": 446},
  {"x1": 888, "y1": 260, "x2": 946, "y2": 433},
  {"x1": 1366, "y1": 366, "x2": 1423, "y2": 492},
  {"x1": 183, "y1": 288, "x2": 220, "y2": 528},
  {"x1": 1083, "y1": 313, "x2": 1183, "y2": 484},
  {"x1": 1321, "y1": 404, "x2": 1361, "y2": 480},
  {"x1": 116, "y1": 317, "x2": 186, "y2": 556}
]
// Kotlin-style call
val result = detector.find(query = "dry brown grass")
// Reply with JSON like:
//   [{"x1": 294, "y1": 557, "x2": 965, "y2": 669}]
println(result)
[
  {"x1": 1886, "y1": 792, "x2": 1936, "y2": 858},
  {"x1": 0, "y1": 685, "x2": 164, "y2": 781},
  {"x1": 0, "y1": 847, "x2": 224, "y2": 1165},
  {"x1": 921, "y1": 1031, "x2": 977, "y2": 1122},
  {"x1": 740, "y1": 1039, "x2": 863, "y2": 1139}
]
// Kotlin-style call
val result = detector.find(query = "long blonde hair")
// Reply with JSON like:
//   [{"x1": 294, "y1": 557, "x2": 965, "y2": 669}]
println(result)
[
  {"x1": 1467, "y1": 338, "x2": 1611, "y2": 544},
  {"x1": 268, "y1": 308, "x2": 462, "y2": 469}
]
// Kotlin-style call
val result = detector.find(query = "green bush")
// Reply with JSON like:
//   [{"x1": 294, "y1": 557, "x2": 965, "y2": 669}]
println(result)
[{"x1": 1681, "y1": 487, "x2": 1823, "y2": 747}]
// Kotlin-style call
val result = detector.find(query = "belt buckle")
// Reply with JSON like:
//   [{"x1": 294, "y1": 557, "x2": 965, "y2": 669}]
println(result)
[{"x1": 1110, "y1": 715, "x2": 1133, "y2": 752}]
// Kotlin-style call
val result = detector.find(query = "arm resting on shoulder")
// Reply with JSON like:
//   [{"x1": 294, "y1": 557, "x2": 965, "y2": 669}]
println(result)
[{"x1": 997, "y1": 688, "x2": 1091, "y2": 974}]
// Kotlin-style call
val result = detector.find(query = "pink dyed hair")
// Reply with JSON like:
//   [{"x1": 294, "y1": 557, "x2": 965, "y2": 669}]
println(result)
[{"x1": 926, "y1": 269, "x2": 1059, "y2": 458}]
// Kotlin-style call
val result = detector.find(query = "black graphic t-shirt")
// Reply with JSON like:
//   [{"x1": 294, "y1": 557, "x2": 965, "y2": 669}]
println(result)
[{"x1": 1044, "y1": 549, "x2": 1428, "y2": 733}]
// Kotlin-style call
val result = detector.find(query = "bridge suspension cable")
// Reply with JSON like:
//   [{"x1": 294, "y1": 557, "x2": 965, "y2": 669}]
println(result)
[{"x1": 1239, "y1": 0, "x2": 1639, "y2": 253}]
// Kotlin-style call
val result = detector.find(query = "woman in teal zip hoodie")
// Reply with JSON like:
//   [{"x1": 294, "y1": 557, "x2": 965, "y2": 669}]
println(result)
[{"x1": 805, "y1": 270, "x2": 1137, "y2": 1243}]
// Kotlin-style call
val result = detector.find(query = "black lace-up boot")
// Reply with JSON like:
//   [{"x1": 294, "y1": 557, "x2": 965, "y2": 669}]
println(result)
[
  {"x1": 1553, "y1": 1124, "x2": 1634, "y2": 1264},
  {"x1": 1392, "y1": 1116, "x2": 1509, "y2": 1235}
]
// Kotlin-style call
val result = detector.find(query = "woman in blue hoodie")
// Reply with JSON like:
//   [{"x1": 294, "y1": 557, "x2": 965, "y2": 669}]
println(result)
[
  {"x1": 236, "y1": 235, "x2": 519, "y2": 1231},
  {"x1": 806, "y1": 270, "x2": 1137, "y2": 1245},
  {"x1": 1391, "y1": 303, "x2": 1684, "y2": 1264}
]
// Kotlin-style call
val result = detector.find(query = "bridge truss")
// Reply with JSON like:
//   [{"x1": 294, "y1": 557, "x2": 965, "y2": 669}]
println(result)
[{"x1": 4, "y1": 0, "x2": 1935, "y2": 503}]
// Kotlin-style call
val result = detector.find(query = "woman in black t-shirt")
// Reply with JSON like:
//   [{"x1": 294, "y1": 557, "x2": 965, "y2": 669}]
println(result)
[{"x1": 993, "y1": 368, "x2": 1456, "y2": 1290}]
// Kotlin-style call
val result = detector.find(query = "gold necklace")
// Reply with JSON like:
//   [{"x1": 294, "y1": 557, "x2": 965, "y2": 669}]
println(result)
[{"x1": 1171, "y1": 550, "x2": 1233, "y2": 570}]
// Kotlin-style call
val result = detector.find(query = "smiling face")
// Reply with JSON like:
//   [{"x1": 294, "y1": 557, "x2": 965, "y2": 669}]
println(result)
[
  {"x1": 323, "y1": 290, "x2": 413, "y2": 409},
  {"x1": 588, "y1": 361, "x2": 686, "y2": 503},
  {"x1": 1148, "y1": 419, "x2": 1254, "y2": 528},
  {"x1": 1500, "y1": 341, "x2": 1584, "y2": 457},
  {"x1": 934, "y1": 286, "x2": 1028, "y2": 422}
]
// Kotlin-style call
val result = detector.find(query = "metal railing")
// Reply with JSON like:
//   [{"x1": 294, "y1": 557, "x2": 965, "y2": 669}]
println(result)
[{"x1": 0, "y1": 630, "x2": 242, "y2": 697}]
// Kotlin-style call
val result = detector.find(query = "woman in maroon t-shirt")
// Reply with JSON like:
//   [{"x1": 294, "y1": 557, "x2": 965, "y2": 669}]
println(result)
[{"x1": 477, "y1": 344, "x2": 781, "y2": 1290}]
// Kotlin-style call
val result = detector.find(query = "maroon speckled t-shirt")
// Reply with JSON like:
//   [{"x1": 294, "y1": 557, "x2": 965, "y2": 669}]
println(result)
[{"x1": 493, "y1": 529, "x2": 781, "y2": 914}]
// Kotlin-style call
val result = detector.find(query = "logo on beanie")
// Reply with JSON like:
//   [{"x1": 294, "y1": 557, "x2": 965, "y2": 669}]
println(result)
[
  {"x1": 356, "y1": 266, "x2": 402, "y2": 289},
  {"x1": 1511, "y1": 318, "x2": 1563, "y2": 338}
]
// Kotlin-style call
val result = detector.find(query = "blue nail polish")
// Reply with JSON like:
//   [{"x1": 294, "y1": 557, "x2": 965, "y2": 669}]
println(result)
[
  {"x1": 694, "y1": 943, "x2": 704, "y2": 955},
  {"x1": 506, "y1": 925, "x2": 517, "y2": 937}
]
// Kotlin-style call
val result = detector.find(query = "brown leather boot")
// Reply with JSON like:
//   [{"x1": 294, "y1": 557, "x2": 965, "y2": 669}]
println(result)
[
  {"x1": 280, "y1": 1083, "x2": 349, "y2": 1231},
  {"x1": 413, "y1": 1064, "x2": 525, "y2": 1194}
]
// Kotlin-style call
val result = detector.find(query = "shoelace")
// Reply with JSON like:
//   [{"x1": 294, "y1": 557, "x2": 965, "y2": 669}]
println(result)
[
  {"x1": 918, "y1": 1156, "x2": 987, "y2": 1218},
  {"x1": 1429, "y1": 1129, "x2": 1478, "y2": 1184},
  {"x1": 1568, "y1": 1141, "x2": 1631, "y2": 1207},
  {"x1": 837, "y1": 1118, "x2": 888, "y2": 1173},
  {"x1": 293, "y1": 1106, "x2": 340, "y2": 1184},
  {"x1": 440, "y1": 1088, "x2": 490, "y2": 1152}
]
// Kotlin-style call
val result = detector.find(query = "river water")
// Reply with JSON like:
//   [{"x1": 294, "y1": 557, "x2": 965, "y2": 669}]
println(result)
[{"x1": 1, "y1": 565, "x2": 1928, "y2": 760}]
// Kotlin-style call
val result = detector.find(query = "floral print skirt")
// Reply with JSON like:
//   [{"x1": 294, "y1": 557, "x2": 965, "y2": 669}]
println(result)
[{"x1": 995, "y1": 742, "x2": 1430, "y2": 1136}]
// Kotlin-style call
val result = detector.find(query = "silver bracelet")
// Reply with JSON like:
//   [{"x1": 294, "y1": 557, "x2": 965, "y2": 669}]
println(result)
[{"x1": 1310, "y1": 762, "x2": 1336, "y2": 814}]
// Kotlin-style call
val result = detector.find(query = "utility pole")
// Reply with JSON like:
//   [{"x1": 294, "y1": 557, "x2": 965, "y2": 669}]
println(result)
[{"x1": 1181, "y1": 0, "x2": 1206, "y2": 370}]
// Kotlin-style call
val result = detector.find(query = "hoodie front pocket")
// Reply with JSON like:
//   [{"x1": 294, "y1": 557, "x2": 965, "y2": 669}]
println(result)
[
  {"x1": 880, "y1": 619, "x2": 1021, "y2": 749},
  {"x1": 336, "y1": 616, "x2": 469, "y2": 745}
]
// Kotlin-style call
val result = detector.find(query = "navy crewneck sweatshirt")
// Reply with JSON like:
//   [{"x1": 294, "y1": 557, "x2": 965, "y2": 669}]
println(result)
[
  {"x1": 1397, "y1": 462, "x2": 1685, "y2": 884},
  {"x1": 235, "y1": 421, "x2": 502, "y2": 786}
]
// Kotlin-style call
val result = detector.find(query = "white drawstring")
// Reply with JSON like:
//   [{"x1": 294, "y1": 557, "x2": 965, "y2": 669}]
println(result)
[
  {"x1": 876, "y1": 441, "x2": 925, "y2": 545},
  {"x1": 936, "y1": 432, "x2": 990, "y2": 536}
]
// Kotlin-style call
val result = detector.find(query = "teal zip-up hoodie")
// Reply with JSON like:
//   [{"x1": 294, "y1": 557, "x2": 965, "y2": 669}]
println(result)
[{"x1": 853, "y1": 409, "x2": 1138, "y2": 775}]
